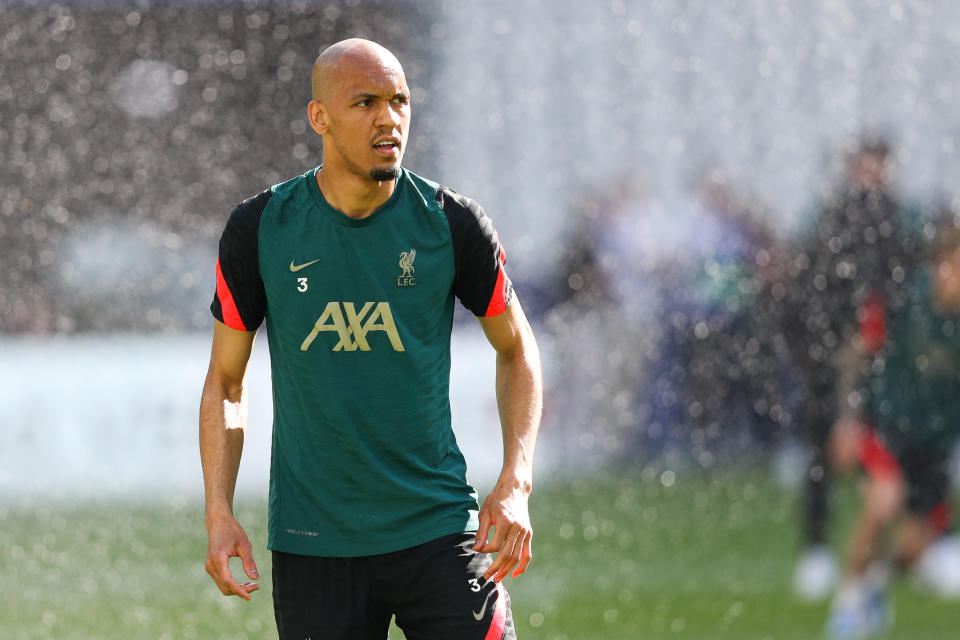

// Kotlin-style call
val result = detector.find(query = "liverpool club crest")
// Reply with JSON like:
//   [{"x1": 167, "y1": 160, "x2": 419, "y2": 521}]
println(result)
[{"x1": 397, "y1": 249, "x2": 416, "y2": 287}]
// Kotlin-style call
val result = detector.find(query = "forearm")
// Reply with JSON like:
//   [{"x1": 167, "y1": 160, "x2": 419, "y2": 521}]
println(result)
[
  {"x1": 199, "y1": 373, "x2": 247, "y2": 526},
  {"x1": 833, "y1": 337, "x2": 869, "y2": 420},
  {"x1": 494, "y1": 332, "x2": 543, "y2": 491}
]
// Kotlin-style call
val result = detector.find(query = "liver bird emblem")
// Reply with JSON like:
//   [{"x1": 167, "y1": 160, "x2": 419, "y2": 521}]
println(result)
[{"x1": 398, "y1": 249, "x2": 416, "y2": 277}]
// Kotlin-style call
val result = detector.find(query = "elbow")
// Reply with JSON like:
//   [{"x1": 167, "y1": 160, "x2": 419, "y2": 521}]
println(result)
[
  {"x1": 499, "y1": 326, "x2": 540, "y2": 367},
  {"x1": 202, "y1": 368, "x2": 246, "y2": 405}
]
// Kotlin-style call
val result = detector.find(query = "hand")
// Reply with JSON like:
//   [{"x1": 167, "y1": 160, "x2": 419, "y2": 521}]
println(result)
[
  {"x1": 205, "y1": 515, "x2": 260, "y2": 601},
  {"x1": 473, "y1": 476, "x2": 533, "y2": 582}
]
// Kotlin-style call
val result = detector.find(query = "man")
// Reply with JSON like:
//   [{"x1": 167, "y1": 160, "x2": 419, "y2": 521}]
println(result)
[
  {"x1": 199, "y1": 38, "x2": 542, "y2": 640},
  {"x1": 783, "y1": 137, "x2": 921, "y2": 600},
  {"x1": 825, "y1": 213, "x2": 960, "y2": 638}
]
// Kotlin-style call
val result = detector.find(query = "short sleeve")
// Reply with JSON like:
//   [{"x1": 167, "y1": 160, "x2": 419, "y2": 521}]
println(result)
[
  {"x1": 210, "y1": 189, "x2": 270, "y2": 331},
  {"x1": 437, "y1": 185, "x2": 514, "y2": 317}
]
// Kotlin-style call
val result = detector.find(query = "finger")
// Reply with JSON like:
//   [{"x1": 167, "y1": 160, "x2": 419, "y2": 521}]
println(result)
[
  {"x1": 483, "y1": 526, "x2": 522, "y2": 582},
  {"x1": 231, "y1": 580, "x2": 253, "y2": 601},
  {"x1": 237, "y1": 540, "x2": 260, "y2": 581},
  {"x1": 220, "y1": 571, "x2": 253, "y2": 600},
  {"x1": 481, "y1": 534, "x2": 509, "y2": 581},
  {"x1": 224, "y1": 571, "x2": 256, "y2": 601},
  {"x1": 492, "y1": 529, "x2": 524, "y2": 582},
  {"x1": 474, "y1": 512, "x2": 493, "y2": 550},
  {"x1": 512, "y1": 531, "x2": 533, "y2": 578},
  {"x1": 477, "y1": 515, "x2": 508, "y2": 554},
  {"x1": 207, "y1": 553, "x2": 253, "y2": 601}
]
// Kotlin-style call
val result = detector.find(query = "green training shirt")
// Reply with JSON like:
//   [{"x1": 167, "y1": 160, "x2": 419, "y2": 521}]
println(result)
[
  {"x1": 211, "y1": 166, "x2": 513, "y2": 557},
  {"x1": 869, "y1": 269, "x2": 960, "y2": 452}
]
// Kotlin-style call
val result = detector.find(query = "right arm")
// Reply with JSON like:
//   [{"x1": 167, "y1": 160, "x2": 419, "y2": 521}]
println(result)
[{"x1": 200, "y1": 319, "x2": 260, "y2": 600}]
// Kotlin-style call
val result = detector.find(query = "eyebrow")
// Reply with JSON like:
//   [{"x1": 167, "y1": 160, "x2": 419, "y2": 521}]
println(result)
[{"x1": 348, "y1": 90, "x2": 409, "y2": 101}]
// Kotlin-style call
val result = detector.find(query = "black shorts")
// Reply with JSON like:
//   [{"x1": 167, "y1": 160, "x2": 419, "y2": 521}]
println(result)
[
  {"x1": 272, "y1": 532, "x2": 517, "y2": 640},
  {"x1": 861, "y1": 429, "x2": 952, "y2": 517},
  {"x1": 897, "y1": 446, "x2": 951, "y2": 517}
]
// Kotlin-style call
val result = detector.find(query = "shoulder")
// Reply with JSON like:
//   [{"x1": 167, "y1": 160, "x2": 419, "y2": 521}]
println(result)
[
  {"x1": 270, "y1": 170, "x2": 309, "y2": 202},
  {"x1": 220, "y1": 189, "x2": 272, "y2": 248},
  {"x1": 228, "y1": 169, "x2": 314, "y2": 231},
  {"x1": 397, "y1": 168, "x2": 485, "y2": 218},
  {"x1": 394, "y1": 167, "x2": 445, "y2": 215},
  {"x1": 396, "y1": 169, "x2": 495, "y2": 236},
  {"x1": 432, "y1": 184, "x2": 498, "y2": 242},
  {"x1": 230, "y1": 188, "x2": 273, "y2": 223},
  {"x1": 434, "y1": 183, "x2": 482, "y2": 218}
]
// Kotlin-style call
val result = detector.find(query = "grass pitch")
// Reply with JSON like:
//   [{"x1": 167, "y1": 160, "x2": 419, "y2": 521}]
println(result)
[{"x1": 1, "y1": 469, "x2": 957, "y2": 639}]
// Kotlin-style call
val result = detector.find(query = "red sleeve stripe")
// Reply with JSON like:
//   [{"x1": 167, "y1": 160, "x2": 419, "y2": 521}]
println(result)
[
  {"x1": 483, "y1": 583, "x2": 507, "y2": 640},
  {"x1": 483, "y1": 244, "x2": 509, "y2": 317},
  {"x1": 216, "y1": 258, "x2": 247, "y2": 331},
  {"x1": 858, "y1": 427, "x2": 901, "y2": 479}
]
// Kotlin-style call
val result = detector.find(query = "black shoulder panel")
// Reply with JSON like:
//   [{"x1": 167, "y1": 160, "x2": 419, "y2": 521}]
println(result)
[
  {"x1": 210, "y1": 188, "x2": 271, "y2": 330},
  {"x1": 436, "y1": 185, "x2": 512, "y2": 317}
]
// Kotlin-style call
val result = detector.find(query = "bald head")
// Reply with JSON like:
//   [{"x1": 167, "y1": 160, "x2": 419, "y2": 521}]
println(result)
[
  {"x1": 311, "y1": 38, "x2": 405, "y2": 102},
  {"x1": 305, "y1": 38, "x2": 411, "y2": 186}
]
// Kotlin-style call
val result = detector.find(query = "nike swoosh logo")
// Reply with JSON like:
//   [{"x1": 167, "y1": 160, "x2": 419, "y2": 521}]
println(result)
[
  {"x1": 289, "y1": 258, "x2": 321, "y2": 272},
  {"x1": 472, "y1": 588, "x2": 497, "y2": 621}
]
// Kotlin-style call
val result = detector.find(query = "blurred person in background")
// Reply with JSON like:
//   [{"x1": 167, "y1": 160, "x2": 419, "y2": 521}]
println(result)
[
  {"x1": 544, "y1": 179, "x2": 662, "y2": 466},
  {"x1": 622, "y1": 166, "x2": 787, "y2": 463},
  {"x1": 200, "y1": 38, "x2": 542, "y2": 640},
  {"x1": 673, "y1": 168, "x2": 789, "y2": 462},
  {"x1": 825, "y1": 211, "x2": 960, "y2": 639},
  {"x1": 548, "y1": 168, "x2": 790, "y2": 467},
  {"x1": 547, "y1": 168, "x2": 791, "y2": 468},
  {"x1": 782, "y1": 136, "x2": 923, "y2": 600},
  {"x1": 551, "y1": 185, "x2": 623, "y2": 309}
]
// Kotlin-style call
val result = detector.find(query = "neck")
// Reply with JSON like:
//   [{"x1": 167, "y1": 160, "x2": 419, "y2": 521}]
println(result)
[{"x1": 315, "y1": 163, "x2": 398, "y2": 219}]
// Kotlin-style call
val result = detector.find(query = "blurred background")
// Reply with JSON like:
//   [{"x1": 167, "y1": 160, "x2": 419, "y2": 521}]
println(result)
[{"x1": 3, "y1": 1, "x2": 960, "y2": 638}]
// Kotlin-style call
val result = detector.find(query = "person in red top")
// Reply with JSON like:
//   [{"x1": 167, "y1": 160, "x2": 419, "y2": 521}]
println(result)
[
  {"x1": 783, "y1": 137, "x2": 923, "y2": 600},
  {"x1": 826, "y1": 213, "x2": 960, "y2": 638}
]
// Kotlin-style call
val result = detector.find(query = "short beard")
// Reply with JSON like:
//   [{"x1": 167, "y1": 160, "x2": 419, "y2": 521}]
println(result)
[{"x1": 370, "y1": 166, "x2": 400, "y2": 182}]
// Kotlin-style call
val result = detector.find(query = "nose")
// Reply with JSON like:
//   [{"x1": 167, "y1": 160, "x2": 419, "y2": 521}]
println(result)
[{"x1": 375, "y1": 102, "x2": 404, "y2": 129}]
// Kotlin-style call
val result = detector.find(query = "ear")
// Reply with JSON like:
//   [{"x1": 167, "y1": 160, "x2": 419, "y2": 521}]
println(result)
[{"x1": 307, "y1": 100, "x2": 328, "y2": 135}]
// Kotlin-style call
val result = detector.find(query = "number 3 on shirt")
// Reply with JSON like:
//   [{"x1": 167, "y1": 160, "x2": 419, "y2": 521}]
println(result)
[{"x1": 297, "y1": 277, "x2": 308, "y2": 292}]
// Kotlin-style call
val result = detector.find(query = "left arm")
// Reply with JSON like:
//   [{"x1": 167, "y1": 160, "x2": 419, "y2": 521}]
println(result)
[{"x1": 473, "y1": 295, "x2": 543, "y2": 582}]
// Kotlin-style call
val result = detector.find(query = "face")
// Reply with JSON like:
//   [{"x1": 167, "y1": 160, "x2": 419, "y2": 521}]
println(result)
[
  {"x1": 309, "y1": 52, "x2": 411, "y2": 182},
  {"x1": 849, "y1": 152, "x2": 889, "y2": 190}
]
